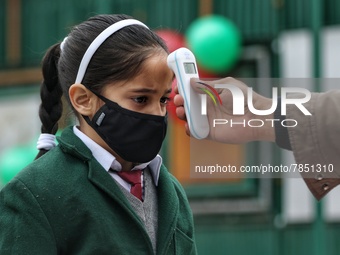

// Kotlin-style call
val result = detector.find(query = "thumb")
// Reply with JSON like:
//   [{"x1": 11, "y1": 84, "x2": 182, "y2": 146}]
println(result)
[{"x1": 190, "y1": 78, "x2": 212, "y2": 94}]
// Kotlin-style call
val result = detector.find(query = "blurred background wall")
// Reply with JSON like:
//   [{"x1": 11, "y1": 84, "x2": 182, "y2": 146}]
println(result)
[{"x1": 1, "y1": 0, "x2": 340, "y2": 254}]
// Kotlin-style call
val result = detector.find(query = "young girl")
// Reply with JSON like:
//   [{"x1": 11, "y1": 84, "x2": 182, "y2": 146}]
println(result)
[{"x1": 0, "y1": 14, "x2": 196, "y2": 255}]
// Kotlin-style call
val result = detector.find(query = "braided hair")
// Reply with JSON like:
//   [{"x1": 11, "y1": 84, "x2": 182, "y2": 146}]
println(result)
[{"x1": 36, "y1": 14, "x2": 168, "y2": 159}]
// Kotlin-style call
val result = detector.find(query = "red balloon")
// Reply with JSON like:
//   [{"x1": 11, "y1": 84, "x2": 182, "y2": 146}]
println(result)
[{"x1": 156, "y1": 29, "x2": 186, "y2": 53}]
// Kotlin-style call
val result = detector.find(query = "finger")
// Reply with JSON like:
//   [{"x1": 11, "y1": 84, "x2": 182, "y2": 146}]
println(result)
[
  {"x1": 175, "y1": 106, "x2": 186, "y2": 121},
  {"x1": 173, "y1": 94, "x2": 184, "y2": 107},
  {"x1": 190, "y1": 78, "x2": 205, "y2": 94}
]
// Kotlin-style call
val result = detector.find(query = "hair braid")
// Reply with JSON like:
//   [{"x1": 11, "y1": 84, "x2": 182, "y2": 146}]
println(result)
[{"x1": 36, "y1": 44, "x2": 63, "y2": 159}]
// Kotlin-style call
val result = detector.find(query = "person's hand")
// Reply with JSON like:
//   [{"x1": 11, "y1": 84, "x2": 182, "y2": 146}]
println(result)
[{"x1": 173, "y1": 77, "x2": 275, "y2": 143}]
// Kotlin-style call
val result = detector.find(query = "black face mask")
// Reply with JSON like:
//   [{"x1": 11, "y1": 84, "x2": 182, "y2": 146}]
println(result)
[{"x1": 83, "y1": 94, "x2": 168, "y2": 163}]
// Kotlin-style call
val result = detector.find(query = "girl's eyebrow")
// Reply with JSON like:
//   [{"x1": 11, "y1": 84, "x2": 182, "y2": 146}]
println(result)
[{"x1": 130, "y1": 88, "x2": 157, "y2": 93}]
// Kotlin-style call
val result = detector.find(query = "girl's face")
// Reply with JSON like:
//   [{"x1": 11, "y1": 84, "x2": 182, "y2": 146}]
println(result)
[
  {"x1": 75, "y1": 49, "x2": 173, "y2": 165},
  {"x1": 100, "y1": 50, "x2": 173, "y2": 116}
]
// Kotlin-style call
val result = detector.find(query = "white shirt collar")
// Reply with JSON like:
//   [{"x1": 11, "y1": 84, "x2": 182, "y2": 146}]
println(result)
[{"x1": 73, "y1": 126, "x2": 161, "y2": 186}]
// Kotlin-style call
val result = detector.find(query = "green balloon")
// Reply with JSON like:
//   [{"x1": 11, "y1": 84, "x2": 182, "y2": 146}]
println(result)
[
  {"x1": 0, "y1": 145, "x2": 37, "y2": 186},
  {"x1": 186, "y1": 15, "x2": 242, "y2": 74}
]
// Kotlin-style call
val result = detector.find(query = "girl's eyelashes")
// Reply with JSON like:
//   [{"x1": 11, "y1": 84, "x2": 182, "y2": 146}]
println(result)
[
  {"x1": 131, "y1": 96, "x2": 171, "y2": 105},
  {"x1": 160, "y1": 96, "x2": 171, "y2": 105},
  {"x1": 132, "y1": 96, "x2": 147, "y2": 104}
]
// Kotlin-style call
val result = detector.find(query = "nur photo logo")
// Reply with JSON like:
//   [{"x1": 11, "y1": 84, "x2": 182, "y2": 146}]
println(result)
[{"x1": 197, "y1": 82, "x2": 312, "y2": 128}]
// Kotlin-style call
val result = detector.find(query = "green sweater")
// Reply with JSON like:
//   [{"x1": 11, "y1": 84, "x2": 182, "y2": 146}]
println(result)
[{"x1": 0, "y1": 127, "x2": 197, "y2": 255}]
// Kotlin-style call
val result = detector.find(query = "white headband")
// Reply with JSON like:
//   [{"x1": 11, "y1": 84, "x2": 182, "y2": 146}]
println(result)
[
  {"x1": 60, "y1": 36, "x2": 68, "y2": 52},
  {"x1": 75, "y1": 19, "x2": 149, "y2": 84}
]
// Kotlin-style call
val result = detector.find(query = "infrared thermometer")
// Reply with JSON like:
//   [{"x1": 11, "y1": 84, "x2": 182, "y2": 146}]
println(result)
[{"x1": 167, "y1": 48, "x2": 209, "y2": 139}]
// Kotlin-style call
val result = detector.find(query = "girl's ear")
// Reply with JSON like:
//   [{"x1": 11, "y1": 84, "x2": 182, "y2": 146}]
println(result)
[{"x1": 69, "y1": 84, "x2": 99, "y2": 117}]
